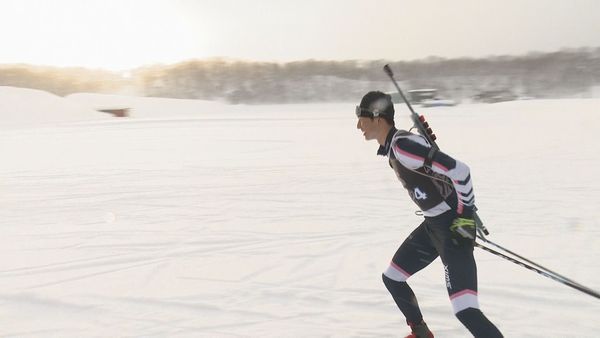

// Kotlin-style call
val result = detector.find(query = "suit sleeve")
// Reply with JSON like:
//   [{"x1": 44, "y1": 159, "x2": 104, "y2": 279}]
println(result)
[{"x1": 391, "y1": 135, "x2": 475, "y2": 215}]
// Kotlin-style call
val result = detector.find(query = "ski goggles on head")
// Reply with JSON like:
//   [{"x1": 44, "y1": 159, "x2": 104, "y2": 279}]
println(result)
[
  {"x1": 355, "y1": 97, "x2": 390, "y2": 118},
  {"x1": 355, "y1": 106, "x2": 377, "y2": 118}
]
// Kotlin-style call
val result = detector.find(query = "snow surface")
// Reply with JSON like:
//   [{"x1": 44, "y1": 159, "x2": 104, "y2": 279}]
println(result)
[
  {"x1": 0, "y1": 87, "x2": 109, "y2": 128},
  {"x1": 1, "y1": 86, "x2": 599, "y2": 337}
]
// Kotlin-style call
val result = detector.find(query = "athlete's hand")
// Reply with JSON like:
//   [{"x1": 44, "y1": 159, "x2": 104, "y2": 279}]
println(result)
[{"x1": 450, "y1": 217, "x2": 476, "y2": 239}]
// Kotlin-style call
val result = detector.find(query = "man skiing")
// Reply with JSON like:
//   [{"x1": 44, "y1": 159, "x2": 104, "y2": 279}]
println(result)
[{"x1": 356, "y1": 91, "x2": 503, "y2": 338}]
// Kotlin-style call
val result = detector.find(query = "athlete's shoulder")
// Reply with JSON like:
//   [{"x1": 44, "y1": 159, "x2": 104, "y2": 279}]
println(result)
[{"x1": 392, "y1": 129, "x2": 430, "y2": 148}]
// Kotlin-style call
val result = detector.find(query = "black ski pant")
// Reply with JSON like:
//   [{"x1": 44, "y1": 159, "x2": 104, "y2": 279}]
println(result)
[{"x1": 382, "y1": 210, "x2": 502, "y2": 337}]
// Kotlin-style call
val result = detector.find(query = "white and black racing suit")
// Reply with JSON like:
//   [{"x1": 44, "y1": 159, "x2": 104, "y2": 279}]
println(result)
[{"x1": 379, "y1": 127, "x2": 503, "y2": 338}]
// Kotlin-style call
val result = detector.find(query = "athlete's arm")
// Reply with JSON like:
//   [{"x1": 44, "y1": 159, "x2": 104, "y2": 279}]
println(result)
[{"x1": 391, "y1": 134, "x2": 474, "y2": 215}]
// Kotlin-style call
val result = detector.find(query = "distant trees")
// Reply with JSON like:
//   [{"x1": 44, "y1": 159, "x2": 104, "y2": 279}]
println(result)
[
  {"x1": 0, "y1": 66, "x2": 128, "y2": 96},
  {"x1": 134, "y1": 59, "x2": 387, "y2": 103},
  {"x1": 2, "y1": 47, "x2": 599, "y2": 103}
]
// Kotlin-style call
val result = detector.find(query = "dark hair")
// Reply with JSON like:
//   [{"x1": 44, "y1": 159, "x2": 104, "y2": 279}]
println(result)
[{"x1": 359, "y1": 91, "x2": 395, "y2": 126}]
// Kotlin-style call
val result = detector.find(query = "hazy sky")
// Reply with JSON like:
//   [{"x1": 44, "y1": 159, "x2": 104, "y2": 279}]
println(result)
[{"x1": 1, "y1": 0, "x2": 599, "y2": 71}]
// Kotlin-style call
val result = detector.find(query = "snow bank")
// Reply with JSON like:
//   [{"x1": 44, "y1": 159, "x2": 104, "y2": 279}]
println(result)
[
  {"x1": 65, "y1": 93, "x2": 234, "y2": 119},
  {"x1": 0, "y1": 86, "x2": 108, "y2": 128}
]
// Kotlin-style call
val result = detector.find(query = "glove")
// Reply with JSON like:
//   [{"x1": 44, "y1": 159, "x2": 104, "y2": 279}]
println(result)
[{"x1": 450, "y1": 217, "x2": 476, "y2": 239}]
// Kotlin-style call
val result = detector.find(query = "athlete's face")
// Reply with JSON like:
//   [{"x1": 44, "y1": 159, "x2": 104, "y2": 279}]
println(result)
[{"x1": 356, "y1": 116, "x2": 379, "y2": 140}]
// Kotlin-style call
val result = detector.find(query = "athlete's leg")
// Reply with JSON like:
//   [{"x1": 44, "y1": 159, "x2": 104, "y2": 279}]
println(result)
[
  {"x1": 382, "y1": 221, "x2": 438, "y2": 325},
  {"x1": 426, "y1": 214, "x2": 503, "y2": 338}
]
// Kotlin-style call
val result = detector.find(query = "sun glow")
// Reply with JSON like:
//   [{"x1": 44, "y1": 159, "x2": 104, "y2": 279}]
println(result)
[
  {"x1": 1, "y1": 0, "x2": 599, "y2": 71},
  {"x1": 0, "y1": 0, "x2": 210, "y2": 71}
]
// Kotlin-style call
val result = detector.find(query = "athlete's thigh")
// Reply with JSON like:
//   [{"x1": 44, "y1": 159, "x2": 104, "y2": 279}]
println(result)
[
  {"x1": 427, "y1": 219, "x2": 478, "y2": 292},
  {"x1": 385, "y1": 222, "x2": 439, "y2": 281}
]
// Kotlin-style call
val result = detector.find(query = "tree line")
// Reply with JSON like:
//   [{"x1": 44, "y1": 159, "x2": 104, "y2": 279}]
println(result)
[{"x1": 2, "y1": 47, "x2": 599, "y2": 104}]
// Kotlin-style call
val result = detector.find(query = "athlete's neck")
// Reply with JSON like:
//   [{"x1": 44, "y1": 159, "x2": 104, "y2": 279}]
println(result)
[{"x1": 377, "y1": 124, "x2": 393, "y2": 146}]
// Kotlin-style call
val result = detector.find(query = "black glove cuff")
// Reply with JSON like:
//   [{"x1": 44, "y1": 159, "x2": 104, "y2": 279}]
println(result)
[{"x1": 460, "y1": 206, "x2": 474, "y2": 219}]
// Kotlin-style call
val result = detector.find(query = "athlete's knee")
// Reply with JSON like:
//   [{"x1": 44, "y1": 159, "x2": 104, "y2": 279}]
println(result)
[
  {"x1": 451, "y1": 290, "x2": 503, "y2": 338},
  {"x1": 383, "y1": 261, "x2": 411, "y2": 283},
  {"x1": 455, "y1": 307, "x2": 482, "y2": 322},
  {"x1": 382, "y1": 273, "x2": 412, "y2": 299},
  {"x1": 382, "y1": 273, "x2": 399, "y2": 290},
  {"x1": 449, "y1": 289, "x2": 479, "y2": 314}
]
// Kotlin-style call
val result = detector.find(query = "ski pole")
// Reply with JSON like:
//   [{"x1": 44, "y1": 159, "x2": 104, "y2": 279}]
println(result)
[
  {"x1": 475, "y1": 242, "x2": 600, "y2": 300},
  {"x1": 459, "y1": 226, "x2": 600, "y2": 299},
  {"x1": 476, "y1": 235, "x2": 584, "y2": 286}
]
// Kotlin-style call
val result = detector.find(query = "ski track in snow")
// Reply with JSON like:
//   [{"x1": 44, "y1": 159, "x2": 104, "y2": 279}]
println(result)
[{"x1": 1, "y1": 94, "x2": 599, "y2": 337}]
